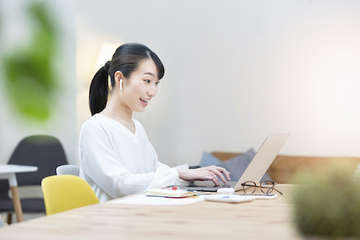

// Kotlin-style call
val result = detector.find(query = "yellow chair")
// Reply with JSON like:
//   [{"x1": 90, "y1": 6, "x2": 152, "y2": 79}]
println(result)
[{"x1": 41, "y1": 175, "x2": 99, "y2": 215}]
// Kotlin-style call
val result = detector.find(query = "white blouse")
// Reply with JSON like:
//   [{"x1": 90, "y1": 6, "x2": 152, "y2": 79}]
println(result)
[{"x1": 79, "y1": 114, "x2": 186, "y2": 202}]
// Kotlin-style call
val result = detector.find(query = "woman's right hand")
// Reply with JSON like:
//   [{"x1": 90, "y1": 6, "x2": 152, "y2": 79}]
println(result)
[{"x1": 178, "y1": 166, "x2": 231, "y2": 186}]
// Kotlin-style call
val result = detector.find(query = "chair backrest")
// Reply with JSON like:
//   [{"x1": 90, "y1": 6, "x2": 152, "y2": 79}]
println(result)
[
  {"x1": 0, "y1": 180, "x2": 10, "y2": 200},
  {"x1": 8, "y1": 135, "x2": 68, "y2": 186},
  {"x1": 56, "y1": 165, "x2": 80, "y2": 176},
  {"x1": 41, "y1": 175, "x2": 99, "y2": 215}
]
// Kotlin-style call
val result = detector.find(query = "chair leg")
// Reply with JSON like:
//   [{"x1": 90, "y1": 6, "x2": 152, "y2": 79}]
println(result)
[{"x1": 6, "y1": 213, "x2": 12, "y2": 225}]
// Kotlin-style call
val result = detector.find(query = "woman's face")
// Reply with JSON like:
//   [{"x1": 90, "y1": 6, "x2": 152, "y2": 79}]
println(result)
[{"x1": 121, "y1": 59, "x2": 160, "y2": 112}]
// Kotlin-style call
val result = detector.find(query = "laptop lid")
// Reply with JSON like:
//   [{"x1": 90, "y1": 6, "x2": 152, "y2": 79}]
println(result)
[{"x1": 234, "y1": 134, "x2": 289, "y2": 191}]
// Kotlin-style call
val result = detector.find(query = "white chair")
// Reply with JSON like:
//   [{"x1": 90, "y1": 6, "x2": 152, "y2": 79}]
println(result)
[{"x1": 56, "y1": 165, "x2": 80, "y2": 176}]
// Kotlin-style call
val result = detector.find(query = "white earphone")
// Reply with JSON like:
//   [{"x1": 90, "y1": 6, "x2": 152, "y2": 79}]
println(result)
[{"x1": 119, "y1": 79, "x2": 123, "y2": 91}]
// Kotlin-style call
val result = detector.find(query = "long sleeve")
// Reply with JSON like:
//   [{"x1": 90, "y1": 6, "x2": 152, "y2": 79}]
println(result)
[
  {"x1": 152, "y1": 150, "x2": 190, "y2": 187},
  {"x1": 79, "y1": 120, "x2": 179, "y2": 199}
]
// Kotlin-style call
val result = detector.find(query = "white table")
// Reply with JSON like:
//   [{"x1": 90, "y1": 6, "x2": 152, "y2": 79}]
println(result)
[{"x1": 0, "y1": 164, "x2": 38, "y2": 222}]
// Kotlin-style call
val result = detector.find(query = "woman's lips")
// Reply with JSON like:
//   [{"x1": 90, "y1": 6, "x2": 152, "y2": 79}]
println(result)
[{"x1": 140, "y1": 98, "x2": 148, "y2": 107}]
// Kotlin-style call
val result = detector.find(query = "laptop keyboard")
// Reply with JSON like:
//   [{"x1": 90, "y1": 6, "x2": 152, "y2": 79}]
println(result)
[{"x1": 186, "y1": 181, "x2": 237, "y2": 192}]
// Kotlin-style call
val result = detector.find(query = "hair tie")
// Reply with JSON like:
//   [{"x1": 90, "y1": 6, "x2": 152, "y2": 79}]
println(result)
[{"x1": 104, "y1": 61, "x2": 111, "y2": 72}]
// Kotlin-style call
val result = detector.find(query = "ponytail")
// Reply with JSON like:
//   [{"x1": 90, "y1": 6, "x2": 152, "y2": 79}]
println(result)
[{"x1": 89, "y1": 61, "x2": 110, "y2": 115}]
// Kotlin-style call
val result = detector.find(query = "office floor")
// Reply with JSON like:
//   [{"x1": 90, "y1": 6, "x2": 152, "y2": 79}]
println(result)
[
  {"x1": 1, "y1": 186, "x2": 44, "y2": 227},
  {"x1": 0, "y1": 186, "x2": 45, "y2": 227},
  {"x1": 1, "y1": 213, "x2": 44, "y2": 226}
]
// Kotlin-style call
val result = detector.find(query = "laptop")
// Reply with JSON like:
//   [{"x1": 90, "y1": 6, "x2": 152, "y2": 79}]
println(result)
[{"x1": 185, "y1": 134, "x2": 289, "y2": 192}]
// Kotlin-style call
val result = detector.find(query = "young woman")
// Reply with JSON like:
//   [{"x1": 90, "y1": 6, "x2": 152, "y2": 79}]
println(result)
[{"x1": 79, "y1": 43, "x2": 230, "y2": 201}]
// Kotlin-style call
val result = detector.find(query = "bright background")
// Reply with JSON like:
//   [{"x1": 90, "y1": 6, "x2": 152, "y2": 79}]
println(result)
[
  {"x1": 75, "y1": 0, "x2": 360, "y2": 166},
  {"x1": 1, "y1": 0, "x2": 360, "y2": 169}
]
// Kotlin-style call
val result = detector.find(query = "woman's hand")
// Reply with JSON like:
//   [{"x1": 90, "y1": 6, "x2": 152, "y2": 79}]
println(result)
[{"x1": 178, "y1": 166, "x2": 231, "y2": 186}]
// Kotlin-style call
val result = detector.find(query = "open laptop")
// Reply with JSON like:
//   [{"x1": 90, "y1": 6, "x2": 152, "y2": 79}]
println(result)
[{"x1": 185, "y1": 134, "x2": 289, "y2": 192}]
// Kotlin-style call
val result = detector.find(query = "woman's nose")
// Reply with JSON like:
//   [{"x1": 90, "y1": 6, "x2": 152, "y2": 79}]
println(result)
[{"x1": 147, "y1": 85, "x2": 158, "y2": 97}]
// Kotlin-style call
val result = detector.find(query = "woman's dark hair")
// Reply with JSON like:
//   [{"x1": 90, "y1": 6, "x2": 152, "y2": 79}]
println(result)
[{"x1": 89, "y1": 43, "x2": 165, "y2": 115}]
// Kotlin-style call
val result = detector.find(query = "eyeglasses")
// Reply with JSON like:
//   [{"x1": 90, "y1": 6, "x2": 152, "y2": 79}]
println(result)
[{"x1": 240, "y1": 181, "x2": 283, "y2": 195}]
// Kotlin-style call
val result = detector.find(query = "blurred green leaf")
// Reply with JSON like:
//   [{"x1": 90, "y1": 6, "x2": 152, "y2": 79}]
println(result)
[{"x1": 2, "y1": 1, "x2": 58, "y2": 122}]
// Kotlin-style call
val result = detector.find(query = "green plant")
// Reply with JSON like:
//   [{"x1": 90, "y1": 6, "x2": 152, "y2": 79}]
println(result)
[
  {"x1": 291, "y1": 162, "x2": 360, "y2": 238},
  {"x1": 2, "y1": 2, "x2": 58, "y2": 122}
]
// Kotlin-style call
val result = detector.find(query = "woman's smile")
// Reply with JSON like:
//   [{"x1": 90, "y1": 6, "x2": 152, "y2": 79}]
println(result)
[{"x1": 139, "y1": 98, "x2": 148, "y2": 107}]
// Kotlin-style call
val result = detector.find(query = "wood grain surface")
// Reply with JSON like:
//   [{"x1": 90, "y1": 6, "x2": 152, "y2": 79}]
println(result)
[{"x1": 0, "y1": 185, "x2": 301, "y2": 239}]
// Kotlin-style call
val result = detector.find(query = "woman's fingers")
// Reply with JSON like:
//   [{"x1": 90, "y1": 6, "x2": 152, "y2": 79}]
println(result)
[
  {"x1": 210, "y1": 173, "x2": 220, "y2": 186},
  {"x1": 208, "y1": 168, "x2": 227, "y2": 184},
  {"x1": 217, "y1": 167, "x2": 231, "y2": 181},
  {"x1": 179, "y1": 167, "x2": 231, "y2": 186},
  {"x1": 202, "y1": 171, "x2": 219, "y2": 186},
  {"x1": 207, "y1": 166, "x2": 231, "y2": 182}
]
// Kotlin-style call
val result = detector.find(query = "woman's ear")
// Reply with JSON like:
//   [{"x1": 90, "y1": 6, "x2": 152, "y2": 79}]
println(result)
[{"x1": 114, "y1": 71, "x2": 124, "y2": 90}]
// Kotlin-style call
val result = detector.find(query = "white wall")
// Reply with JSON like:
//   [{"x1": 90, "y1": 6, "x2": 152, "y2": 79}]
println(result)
[
  {"x1": 0, "y1": 0, "x2": 76, "y2": 164},
  {"x1": 74, "y1": 0, "x2": 360, "y2": 167}
]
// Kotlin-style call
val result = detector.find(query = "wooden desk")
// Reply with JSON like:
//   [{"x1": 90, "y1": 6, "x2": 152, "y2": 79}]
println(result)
[
  {"x1": 0, "y1": 185, "x2": 301, "y2": 239},
  {"x1": 0, "y1": 164, "x2": 38, "y2": 222}
]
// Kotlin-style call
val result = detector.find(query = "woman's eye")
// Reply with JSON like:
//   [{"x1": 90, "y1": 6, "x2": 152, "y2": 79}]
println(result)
[
  {"x1": 144, "y1": 79, "x2": 151, "y2": 84},
  {"x1": 155, "y1": 81, "x2": 160, "y2": 85}
]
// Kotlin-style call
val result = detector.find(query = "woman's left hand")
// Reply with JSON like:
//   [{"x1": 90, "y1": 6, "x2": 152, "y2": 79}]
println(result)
[{"x1": 178, "y1": 166, "x2": 231, "y2": 186}]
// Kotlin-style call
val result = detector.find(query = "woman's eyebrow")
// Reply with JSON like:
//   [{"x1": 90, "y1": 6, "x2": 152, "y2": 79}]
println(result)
[{"x1": 144, "y1": 72, "x2": 155, "y2": 76}]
